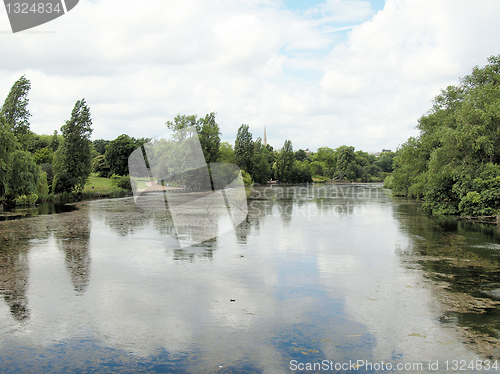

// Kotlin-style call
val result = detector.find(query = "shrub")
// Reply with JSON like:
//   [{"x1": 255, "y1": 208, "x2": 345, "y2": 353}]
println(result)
[{"x1": 110, "y1": 174, "x2": 132, "y2": 191}]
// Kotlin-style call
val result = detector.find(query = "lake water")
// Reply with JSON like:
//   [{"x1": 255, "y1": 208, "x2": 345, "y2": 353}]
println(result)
[{"x1": 0, "y1": 184, "x2": 499, "y2": 373}]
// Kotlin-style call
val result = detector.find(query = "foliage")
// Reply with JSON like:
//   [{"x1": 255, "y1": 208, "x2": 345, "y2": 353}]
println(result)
[
  {"x1": 273, "y1": 140, "x2": 295, "y2": 182},
  {"x1": 93, "y1": 139, "x2": 111, "y2": 155},
  {"x1": 105, "y1": 134, "x2": 139, "y2": 176},
  {"x1": 0, "y1": 117, "x2": 18, "y2": 198},
  {"x1": 33, "y1": 147, "x2": 54, "y2": 165},
  {"x1": 388, "y1": 55, "x2": 500, "y2": 216},
  {"x1": 36, "y1": 170, "x2": 49, "y2": 197},
  {"x1": 196, "y1": 112, "x2": 221, "y2": 163},
  {"x1": 251, "y1": 138, "x2": 271, "y2": 184},
  {"x1": 218, "y1": 142, "x2": 237, "y2": 164},
  {"x1": 235, "y1": 124, "x2": 254, "y2": 174},
  {"x1": 14, "y1": 193, "x2": 38, "y2": 206},
  {"x1": 56, "y1": 99, "x2": 93, "y2": 191},
  {"x1": 0, "y1": 75, "x2": 31, "y2": 149},
  {"x1": 110, "y1": 174, "x2": 132, "y2": 191},
  {"x1": 92, "y1": 154, "x2": 110, "y2": 177},
  {"x1": 6, "y1": 150, "x2": 39, "y2": 198},
  {"x1": 241, "y1": 170, "x2": 253, "y2": 186},
  {"x1": 52, "y1": 171, "x2": 76, "y2": 194},
  {"x1": 294, "y1": 149, "x2": 308, "y2": 162}
]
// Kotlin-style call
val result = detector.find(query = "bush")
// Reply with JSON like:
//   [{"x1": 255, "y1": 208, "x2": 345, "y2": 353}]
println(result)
[
  {"x1": 110, "y1": 174, "x2": 132, "y2": 191},
  {"x1": 52, "y1": 171, "x2": 76, "y2": 194},
  {"x1": 27, "y1": 193, "x2": 38, "y2": 205},
  {"x1": 14, "y1": 195, "x2": 28, "y2": 206}
]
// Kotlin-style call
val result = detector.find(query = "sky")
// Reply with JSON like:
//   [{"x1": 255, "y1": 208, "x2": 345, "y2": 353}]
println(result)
[{"x1": 1, "y1": 0, "x2": 500, "y2": 153}]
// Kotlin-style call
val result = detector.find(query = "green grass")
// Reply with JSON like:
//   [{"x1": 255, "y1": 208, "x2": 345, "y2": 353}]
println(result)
[
  {"x1": 133, "y1": 178, "x2": 151, "y2": 190},
  {"x1": 84, "y1": 176, "x2": 113, "y2": 191},
  {"x1": 84, "y1": 176, "x2": 152, "y2": 191}
]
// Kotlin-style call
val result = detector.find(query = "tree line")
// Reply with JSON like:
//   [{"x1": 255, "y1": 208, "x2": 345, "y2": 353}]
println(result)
[
  {"x1": 385, "y1": 55, "x2": 500, "y2": 217},
  {"x1": 0, "y1": 75, "x2": 394, "y2": 206},
  {"x1": 0, "y1": 76, "x2": 93, "y2": 205}
]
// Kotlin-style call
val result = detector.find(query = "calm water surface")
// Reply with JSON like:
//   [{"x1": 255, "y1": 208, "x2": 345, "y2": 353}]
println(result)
[{"x1": 0, "y1": 184, "x2": 499, "y2": 373}]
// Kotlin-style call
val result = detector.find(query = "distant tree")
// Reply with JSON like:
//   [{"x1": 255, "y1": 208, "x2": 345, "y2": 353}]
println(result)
[
  {"x1": 105, "y1": 134, "x2": 140, "y2": 176},
  {"x1": 166, "y1": 114, "x2": 198, "y2": 141},
  {"x1": 251, "y1": 138, "x2": 271, "y2": 184},
  {"x1": 196, "y1": 112, "x2": 221, "y2": 163},
  {"x1": 274, "y1": 140, "x2": 294, "y2": 182},
  {"x1": 312, "y1": 147, "x2": 336, "y2": 177},
  {"x1": 33, "y1": 147, "x2": 54, "y2": 165},
  {"x1": 0, "y1": 75, "x2": 31, "y2": 148},
  {"x1": 92, "y1": 154, "x2": 110, "y2": 177},
  {"x1": 219, "y1": 142, "x2": 237, "y2": 164},
  {"x1": 54, "y1": 99, "x2": 93, "y2": 192},
  {"x1": 376, "y1": 152, "x2": 395, "y2": 173},
  {"x1": 335, "y1": 145, "x2": 355, "y2": 180},
  {"x1": 93, "y1": 139, "x2": 111, "y2": 155},
  {"x1": 294, "y1": 149, "x2": 308, "y2": 162},
  {"x1": 51, "y1": 130, "x2": 61, "y2": 151},
  {"x1": 235, "y1": 124, "x2": 253, "y2": 173}
]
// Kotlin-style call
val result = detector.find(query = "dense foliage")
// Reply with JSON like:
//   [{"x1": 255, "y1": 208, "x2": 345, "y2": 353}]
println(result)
[{"x1": 385, "y1": 55, "x2": 500, "y2": 216}]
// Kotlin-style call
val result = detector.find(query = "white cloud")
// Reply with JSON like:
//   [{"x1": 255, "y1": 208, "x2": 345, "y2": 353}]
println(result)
[{"x1": 0, "y1": 0, "x2": 499, "y2": 152}]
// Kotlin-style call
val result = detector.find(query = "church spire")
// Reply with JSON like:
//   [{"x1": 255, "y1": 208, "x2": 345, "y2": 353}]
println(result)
[{"x1": 263, "y1": 126, "x2": 267, "y2": 146}]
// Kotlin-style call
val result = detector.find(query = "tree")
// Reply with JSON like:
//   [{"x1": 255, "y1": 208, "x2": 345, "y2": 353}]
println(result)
[
  {"x1": 219, "y1": 142, "x2": 237, "y2": 164},
  {"x1": 0, "y1": 75, "x2": 31, "y2": 148},
  {"x1": 93, "y1": 139, "x2": 111, "y2": 155},
  {"x1": 274, "y1": 140, "x2": 294, "y2": 182},
  {"x1": 196, "y1": 112, "x2": 221, "y2": 163},
  {"x1": 251, "y1": 138, "x2": 271, "y2": 184},
  {"x1": 92, "y1": 155, "x2": 110, "y2": 177},
  {"x1": 335, "y1": 145, "x2": 355, "y2": 180},
  {"x1": 235, "y1": 124, "x2": 253, "y2": 173},
  {"x1": 105, "y1": 134, "x2": 139, "y2": 176},
  {"x1": 6, "y1": 150, "x2": 39, "y2": 198},
  {"x1": 386, "y1": 55, "x2": 500, "y2": 216},
  {"x1": 166, "y1": 114, "x2": 198, "y2": 141},
  {"x1": 0, "y1": 117, "x2": 18, "y2": 198},
  {"x1": 294, "y1": 149, "x2": 308, "y2": 162},
  {"x1": 55, "y1": 99, "x2": 93, "y2": 192},
  {"x1": 33, "y1": 147, "x2": 53, "y2": 165}
]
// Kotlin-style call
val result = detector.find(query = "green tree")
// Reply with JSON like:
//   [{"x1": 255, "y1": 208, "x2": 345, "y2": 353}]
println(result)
[
  {"x1": 274, "y1": 140, "x2": 294, "y2": 182},
  {"x1": 105, "y1": 134, "x2": 139, "y2": 176},
  {"x1": 251, "y1": 138, "x2": 271, "y2": 184},
  {"x1": 55, "y1": 99, "x2": 93, "y2": 192},
  {"x1": 234, "y1": 124, "x2": 254, "y2": 173},
  {"x1": 0, "y1": 75, "x2": 31, "y2": 148},
  {"x1": 196, "y1": 112, "x2": 221, "y2": 163},
  {"x1": 33, "y1": 147, "x2": 53, "y2": 165},
  {"x1": 92, "y1": 154, "x2": 110, "y2": 177},
  {"x1": 6, "y1": 150, "x2": 39, "y2": 198},
  {"x1": 166, "y1": 114, "x2": 198, "y2": 141},
  {"x1": 387, "y1": 55, "x2": 500, "y2": 216},
  {"x1": 0, "y1": 117, "x2": 18, "y2": 198},
  {"x1": 93, "y1": 139, "x2": 111, "y2": 155},
  {"x1": 335, "y1": 145, "x2": 355, "y2": 180},
  {"x1": 294, "y1": 149, "x2": 308, "y2": 162},
  {"x1": 219, "y1": 142, "x2": 237, "y2": 164}
]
